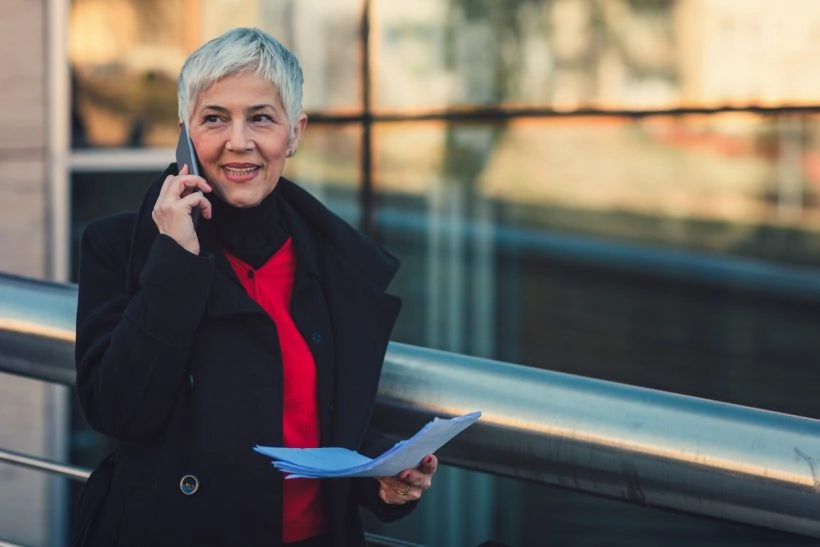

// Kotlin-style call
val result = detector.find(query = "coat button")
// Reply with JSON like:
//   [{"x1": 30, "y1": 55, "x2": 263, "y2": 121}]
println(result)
[
  {"x1": 179, "y1": 474, "x2": 199, "y2": 496},
  {"x1": 310, "y1": 332, "x2": 322, "y2": 344}
]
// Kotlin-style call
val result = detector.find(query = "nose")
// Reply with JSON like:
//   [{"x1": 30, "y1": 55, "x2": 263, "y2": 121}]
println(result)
[{"x1": 227, "y1": 121, "x2": 253, "y2": 151}]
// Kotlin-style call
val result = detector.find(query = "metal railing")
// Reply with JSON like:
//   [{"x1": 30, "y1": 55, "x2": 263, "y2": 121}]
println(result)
[{"x1": 3, "y1": 272, "x2": 820, "y2": 539}]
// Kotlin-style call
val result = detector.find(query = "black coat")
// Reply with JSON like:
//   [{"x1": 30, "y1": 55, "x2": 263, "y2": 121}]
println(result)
[{"x1": 73, "y1": 166, "x2": 413, "y2": 547}]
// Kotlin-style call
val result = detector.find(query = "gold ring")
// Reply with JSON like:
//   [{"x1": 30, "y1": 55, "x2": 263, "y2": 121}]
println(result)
[{"x1": 395, "y1": 484, "x2": 411, "y2": 496}]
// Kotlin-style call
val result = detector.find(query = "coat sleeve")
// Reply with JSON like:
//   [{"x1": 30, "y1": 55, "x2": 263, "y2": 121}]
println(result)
[
  {"x1": 353, "y1": 425, "x2": 418, "y2": 522},
  {"x1": 75, "y1": 218, "x2": 215, "y2": 441}
]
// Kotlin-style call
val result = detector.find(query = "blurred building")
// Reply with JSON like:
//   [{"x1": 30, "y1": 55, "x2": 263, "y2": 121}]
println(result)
[{"x1": 5, "y1": 0, "x2": 820, "y2": 545}]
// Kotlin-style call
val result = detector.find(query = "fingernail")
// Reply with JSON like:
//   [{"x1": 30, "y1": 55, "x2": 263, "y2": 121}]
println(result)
[
  {"x1": 424, "y1": 456, "x2": 433, "y2": 464},
  {"x1": 401, "y1": 472, "x2": 410, "y2": 480}
]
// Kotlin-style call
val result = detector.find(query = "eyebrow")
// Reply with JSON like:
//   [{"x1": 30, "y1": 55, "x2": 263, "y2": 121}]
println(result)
[
  {"x1": 200, "y1": 104, "x2": 277, "y2": 113},
  {"x1": 248, "y1": 104, "x2": 277, "y2": 112}
]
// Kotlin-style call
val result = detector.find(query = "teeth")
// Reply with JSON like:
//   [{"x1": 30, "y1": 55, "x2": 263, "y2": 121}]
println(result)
[{"x1": 224, "y1": 166, "x2": 257, "y2": 174}]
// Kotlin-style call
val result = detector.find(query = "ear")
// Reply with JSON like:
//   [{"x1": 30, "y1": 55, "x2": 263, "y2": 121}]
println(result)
[{"x1": 288, "y1": 113, "x2": 308, "y2": 152}]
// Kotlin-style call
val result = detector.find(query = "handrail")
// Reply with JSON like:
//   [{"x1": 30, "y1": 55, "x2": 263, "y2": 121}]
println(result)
[
  {"x1": 4, "y1": 273, "x2": 820, "y2": 538},
  {"x1": 0, "y1": 447, "x2": 90, "y2": 481}
]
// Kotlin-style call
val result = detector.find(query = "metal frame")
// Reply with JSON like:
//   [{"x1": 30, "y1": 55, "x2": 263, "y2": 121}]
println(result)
[{"x1": 47, "y1": 0, "x2": 70, "y2": 283}]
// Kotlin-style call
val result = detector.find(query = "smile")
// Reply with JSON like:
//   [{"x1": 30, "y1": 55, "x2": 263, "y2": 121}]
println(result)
[{"x1": 223, "y1": 166, "x2": 259, "y2": 175}]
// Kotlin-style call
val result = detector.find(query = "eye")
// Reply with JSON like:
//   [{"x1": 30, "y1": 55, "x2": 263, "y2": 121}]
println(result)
[
  {"x1": 202, "y1": 114, "x2": 223, "y2": 124},
  {"x1": 251, "y1": 113, "x2": 275, "y2": 123}
]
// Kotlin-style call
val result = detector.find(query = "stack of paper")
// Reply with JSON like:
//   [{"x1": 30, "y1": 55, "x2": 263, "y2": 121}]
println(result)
[{"x1": 253, "y1": 410, "x2": 481, "y2": 478}]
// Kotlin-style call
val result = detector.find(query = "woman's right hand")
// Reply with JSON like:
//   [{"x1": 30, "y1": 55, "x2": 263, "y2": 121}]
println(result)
[{"x1": 152, "y1": 164, "x2": 213, "y2": 255}]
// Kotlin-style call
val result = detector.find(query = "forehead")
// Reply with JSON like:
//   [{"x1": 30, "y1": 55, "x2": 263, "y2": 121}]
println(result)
[{"x1": 195, "y1": 72, "x2": 283, "y2": 110}]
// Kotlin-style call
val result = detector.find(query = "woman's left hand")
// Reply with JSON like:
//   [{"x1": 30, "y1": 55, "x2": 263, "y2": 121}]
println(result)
[{"x1": 376, "y1": 454, "x2": 438, "y2": 505}]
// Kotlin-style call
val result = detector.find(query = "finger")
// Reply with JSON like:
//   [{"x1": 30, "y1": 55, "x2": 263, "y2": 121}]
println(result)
[
  {"x1": 196, "y1": 192, "x2": 213, "y2": 220},
  {"x1": 376, "y1": 477, "x2": 420, "y2": 504},
  {"x1": 179, "y1": 191, "x2": 212, "y2": 219},
  {"x1": 417, "y1": 454, "x2": 438, "y2": 475},
  {"x1": 178, "y1": 175, "x2": 211, "y2": 198},
  {"x1": 399, "y1": 470, "x2": 431, "y2": 491},
  {"x1": 394, "y1": 482, "x2": 421, "y2": 502},
  {"x1": 379, "y1": 476, "x2": 415, "y2": 497},
  {"x1": 397, "y1": 485, "x2": 421, "y2": 502},
  {"x1": 156, "y1": 168, "x2": 199, "y2": 208},
  {"x1": 159, "y1": 163, "x2": 188, "y2": 196},
  {"x1": 376, "y1": 477, "x2": 406, "y2": 504},
  {"x1": 378, "y1": 475, "x2": 406, "y2": 491},
  {"x1": 398, "y1": 466, "x2": 435, "y2": 491}
]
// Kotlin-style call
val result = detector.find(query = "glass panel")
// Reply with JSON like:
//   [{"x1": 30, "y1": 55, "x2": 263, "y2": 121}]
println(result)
[
  {"x1": 70, "y1": 169, "x2": 159, "y2": 279},
  {"x1": 374, "y1": 115, "x2": 820, "y2": 413},
  {"x1": 69, "y1": 0, "x2": 190, "y2": 148},
  {"x1": 370, "y1": 115, "x2": 820, "y2": 545},
  {"x1": 201, "y1": 0, "x2": 363, "y2": 113},
  {"x1": 375, "y1": 114, "x2": 820, "y2": 266},
  {"x1": 373, "y1": 0, "x2": 820, "y2": 112},
  {"x1": 69, "y1": 0, "x2": 362, "y2": 149},
  {"x1": 284, "y1": 124, "x2": 363, "y2": 225}
]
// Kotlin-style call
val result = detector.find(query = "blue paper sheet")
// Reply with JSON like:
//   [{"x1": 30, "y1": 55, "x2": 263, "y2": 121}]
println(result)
[{"x1": 253, "y1": 410, "x2": 481, "y2": 478}]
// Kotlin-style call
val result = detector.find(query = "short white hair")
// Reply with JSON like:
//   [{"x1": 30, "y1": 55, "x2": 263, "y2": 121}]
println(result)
[{"x1": 177, "y1": 27, "x2": 303, "y2": 140}]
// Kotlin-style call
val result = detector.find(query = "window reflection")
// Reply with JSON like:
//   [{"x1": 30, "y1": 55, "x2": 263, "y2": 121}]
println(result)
[
  {"x1": 69, "y1": 0, "x2": 362, "y2": 149},
  {"x1": 69, "y1": 0, "x2": 192, "y2": 148},
  {"x1": 374, "y1": 0, "x2": 820, "y2": 111},
  {"x1": 374, "y1": 115, "x2": 820, "y2": 419},
  {"x1": 287, "y1": 124, "x2": 361, "y2": 188},
  {"x1": 284, "y1": 124, "x2": 362, "y2": 225},
  {"x1": 374, "y1": 114, "x2": 820, "y2": 265}
]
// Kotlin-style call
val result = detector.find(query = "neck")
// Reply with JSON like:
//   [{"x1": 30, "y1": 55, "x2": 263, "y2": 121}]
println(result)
[{"x1": 206, "y1": 186, "x2": 289, "y2": 268}]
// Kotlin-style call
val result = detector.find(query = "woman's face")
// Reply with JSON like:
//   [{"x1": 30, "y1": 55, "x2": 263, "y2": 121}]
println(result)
[{"x1": 189, "y1": 72, "x2": 307, "y2": 208}]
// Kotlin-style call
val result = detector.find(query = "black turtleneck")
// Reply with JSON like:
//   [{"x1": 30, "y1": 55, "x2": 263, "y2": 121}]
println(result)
[{"x1": 204, "y1": 185, "x2": 290, "y2": 269}]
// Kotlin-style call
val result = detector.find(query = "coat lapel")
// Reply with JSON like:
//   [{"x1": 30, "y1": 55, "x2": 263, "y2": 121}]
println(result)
[
  {"x1": 278, "y1": 182, "x2": 403, "y2": 448},
  {"x1": 320, "y1": 246, "x2": 402, "y2": 448}
]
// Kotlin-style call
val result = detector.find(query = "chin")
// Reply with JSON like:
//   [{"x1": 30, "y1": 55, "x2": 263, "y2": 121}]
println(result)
[
  {"x1": 228, "y1": 197, "x2": 264, "y2": 208},
  {"x1": 218, "y1": 190, "x2": 264, "y2": 209}
]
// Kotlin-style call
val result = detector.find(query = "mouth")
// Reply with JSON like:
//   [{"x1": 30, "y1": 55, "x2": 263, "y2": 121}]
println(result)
[
  {"x1": 221, "y1": 163, "x2": 261, "y2": 183},
  {"x1": 223, "y1": 164, "x2": 260, "y2": 176}
]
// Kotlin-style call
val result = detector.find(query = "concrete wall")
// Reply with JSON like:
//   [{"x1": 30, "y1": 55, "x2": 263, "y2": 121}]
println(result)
[
  {"x1": 0, "y1": 0, "x2": 47, "y2": 276},
  {"x1": 0, "y1": 1, "x2": 67, "y2": 546}
]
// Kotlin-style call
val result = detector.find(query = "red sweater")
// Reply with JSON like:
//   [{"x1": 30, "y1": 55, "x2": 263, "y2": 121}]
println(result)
[{"x1": 226, "y1": 238, "x2": 327, "y2": 543}]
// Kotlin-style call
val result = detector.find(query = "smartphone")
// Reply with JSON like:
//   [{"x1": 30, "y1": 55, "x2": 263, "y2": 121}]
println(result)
[{"x1": 175, "y1": 122, "x2": 203, "y2": 225}]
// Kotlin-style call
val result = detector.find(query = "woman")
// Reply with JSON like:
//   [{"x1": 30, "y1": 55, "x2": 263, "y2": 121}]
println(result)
[{"x1": 73, "y1": 27, "x2": 436, "y2": 547}]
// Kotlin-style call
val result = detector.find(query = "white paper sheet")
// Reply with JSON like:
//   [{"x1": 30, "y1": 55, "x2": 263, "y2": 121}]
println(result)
[{"x1": 253, "y1": 410, "x2": 481, "y2": 478}]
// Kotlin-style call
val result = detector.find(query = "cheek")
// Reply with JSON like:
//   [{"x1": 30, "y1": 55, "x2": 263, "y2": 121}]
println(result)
[
  {"x1": 264, "y1": 133, "x2": 293, "y2": 157},
  {"x1": 195, "y1": 138, "x2": 223, "y2": 163}
]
